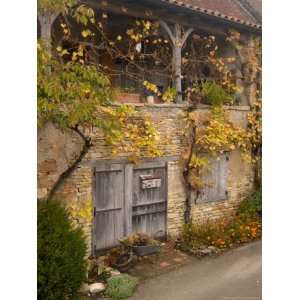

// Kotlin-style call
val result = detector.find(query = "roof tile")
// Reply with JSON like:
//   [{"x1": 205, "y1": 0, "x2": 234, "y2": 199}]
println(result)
[{"x1": 159, "y1": 0, "x2": 261, "y2": 28}]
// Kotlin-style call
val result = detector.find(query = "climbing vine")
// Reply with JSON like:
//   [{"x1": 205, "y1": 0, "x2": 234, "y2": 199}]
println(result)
[
  {"x1": 38, "y1": 40, "x2": 161, "y2": 201},
  {"x1": 182, "y1": 100, "x2": 261, "y2": 222},
  {"x1": 179, "y1": 28, "x2": 262, "y2": 223}
]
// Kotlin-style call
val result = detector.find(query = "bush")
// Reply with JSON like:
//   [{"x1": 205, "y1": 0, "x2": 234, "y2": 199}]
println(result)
[
  {"x1": 105, "y1": 274, "x2": 138, "y2": 299},
  {"x1": 181, "y1": 219, "x2": 233, "y2": 250},
  {"x1": 199, "y1": 81, "x2": 234, "y2": 106},
  {"x1": 38, "y1": 200, "x2": 87, "y2": 300},
  {"x1": 120, "y1": 232, "x2": 159, "y2": 247},
  {"x1": 237, "y1": 188, "x2": 262, "y2": 220}
]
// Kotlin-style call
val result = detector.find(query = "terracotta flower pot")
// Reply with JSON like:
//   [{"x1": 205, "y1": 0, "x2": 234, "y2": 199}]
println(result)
[
  {"x1": 191, "y1": 95, "x2": 203, "y2": 104},
  {"x1": 115, "y1": 93, "x2": 141, "y2": 103}
]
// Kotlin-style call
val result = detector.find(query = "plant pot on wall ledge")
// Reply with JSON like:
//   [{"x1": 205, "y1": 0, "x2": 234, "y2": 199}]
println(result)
[
  {"x1": 115, "y1": 93, "x2": 141, "y2": 103},
  {"x1": 191, "y1": 95, "x2": 203, "y2": 105},
  {"x1": 146, "y1": 95, "x2": 155, "y2": 104},
  {"x1": 145, "y1": 95, "x2": 165, "y2": 104}
]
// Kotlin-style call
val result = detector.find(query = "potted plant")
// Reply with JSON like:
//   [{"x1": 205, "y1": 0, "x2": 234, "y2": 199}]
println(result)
[
  {"x1": 197, "y1": 81, "x2": 234, "y2": 106},
  {"x1": 104, "y1": 247, "x2": 133, "y2": 272},
  {"x1": 120, "y1": 233, "x2": 161, "y2": 256},
  {"x1": 146, "y1": 94, "x2": 155, "y2": 104},
  {"x1": 145, "y1": 89, "x2": 155, "y2": 104},
  {"x1": 143, "y1": 80, "x2": 160, "y2": 104}
]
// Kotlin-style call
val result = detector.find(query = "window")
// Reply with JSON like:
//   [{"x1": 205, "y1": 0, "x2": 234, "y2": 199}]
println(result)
[{"x1": 196, "y1": 153, "x2": 229, "y2": 203}]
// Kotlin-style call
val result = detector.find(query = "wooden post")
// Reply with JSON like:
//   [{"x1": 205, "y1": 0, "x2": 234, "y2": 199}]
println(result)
[
  {"x1": 159, "y1": 20, "x2": 193, "y2": 103},
  {"x1": 38, "y1": 11, "x2": 59, "y2": 52},
  {"x1": 173, "y1": 24, "x2": 183, "y2": 102}
]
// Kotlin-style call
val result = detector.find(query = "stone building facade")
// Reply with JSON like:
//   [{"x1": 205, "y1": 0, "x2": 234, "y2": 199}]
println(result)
[{"x1": 38, "y1": 104, "x2": 254, "y2": 254}]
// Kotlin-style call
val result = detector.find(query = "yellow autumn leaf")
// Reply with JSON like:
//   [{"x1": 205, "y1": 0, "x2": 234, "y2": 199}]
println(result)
[{"x1": 81, "y1": 29, "x2": 91, "y2": 38}]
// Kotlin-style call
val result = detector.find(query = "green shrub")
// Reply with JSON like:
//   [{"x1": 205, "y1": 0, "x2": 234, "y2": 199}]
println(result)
[
  {"x1": 38, "y1": 200, "x2": 87, "y2": 300},
  {"x1": 237, "y1": 188, "x2": 262, "y2": 220},
  {"x1": 105, "y1": 274, "x2": 138, "y2": 299},
  {"x1": 199, "y1": 81, "x2": 234, "y2": 106}
]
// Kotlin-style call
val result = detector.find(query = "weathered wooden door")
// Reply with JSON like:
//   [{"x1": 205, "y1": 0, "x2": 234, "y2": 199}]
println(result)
[
  {"x1": 132, "y1": 162, "x2": 167, "y2": 238},
  {"x1": 93, "y1": 161, "x2": 167, "y2": 252},
  {"x1": 93, "y1": 164, "x2": 125, "y2": 251}
]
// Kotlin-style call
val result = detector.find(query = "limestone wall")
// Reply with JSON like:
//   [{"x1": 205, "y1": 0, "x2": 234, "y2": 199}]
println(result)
[{"x1": 38, "y1": 103, "x2": 254, "y2": 254}]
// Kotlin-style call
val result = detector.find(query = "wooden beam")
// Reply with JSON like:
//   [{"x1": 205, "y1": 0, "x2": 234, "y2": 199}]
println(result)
[
  {"x1": 38, "y1": 11, "x2": 59, "y2": 51},
  {"x1": 159, "y1": 20, "x2": 193, "y2": 103},
  {"x1": 159, "y1": 20, "x2": 175, "y2": 45},
  {"x1": 82, "y1": 0, "x2": 151, "y2": 19},
  {"x1": 182, "y1": 27, "x2": 194, "y2": 45},
  {"x1": 173, "y1": 23, "x2": 183, "y2": 103},
  {"x1": 82, "y1": 0, "x2": 227, "y2": 36}
]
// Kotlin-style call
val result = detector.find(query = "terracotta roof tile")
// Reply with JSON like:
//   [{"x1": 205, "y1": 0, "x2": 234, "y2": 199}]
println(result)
[{"x1": 159, "y1": 0, "x2": 261, "y2": 29}]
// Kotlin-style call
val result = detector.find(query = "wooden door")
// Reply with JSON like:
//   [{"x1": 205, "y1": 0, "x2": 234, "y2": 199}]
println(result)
[
  {"x1": 93, "y1": 161, "x2": 168, "y2": 252},
  {"x1": 132, "y1": 162, "x2": 167, "y2": 239},
  {"x1": 94, "y1": 164, "x2": 125, "y2": 251}
]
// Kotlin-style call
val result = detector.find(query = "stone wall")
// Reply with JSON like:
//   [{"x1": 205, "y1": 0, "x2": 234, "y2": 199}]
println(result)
[{"x1": 38, "y1": 103, "x2": 254, "y2": 254}]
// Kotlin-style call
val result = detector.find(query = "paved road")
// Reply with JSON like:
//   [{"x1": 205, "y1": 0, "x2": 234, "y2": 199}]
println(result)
[{"x1": 130, "y1": 241, "x2": 262, "y2": 300}]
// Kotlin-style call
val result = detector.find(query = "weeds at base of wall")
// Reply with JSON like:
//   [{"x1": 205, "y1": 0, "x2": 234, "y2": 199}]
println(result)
[{"x1": 176, "y1": 189, "x2": 262, "y2": 255}]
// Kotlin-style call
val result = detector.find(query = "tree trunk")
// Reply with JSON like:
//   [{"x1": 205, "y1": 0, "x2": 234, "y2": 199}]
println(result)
[{"x1": 183, "y1": 121, "x2": 197, "y2": 223}]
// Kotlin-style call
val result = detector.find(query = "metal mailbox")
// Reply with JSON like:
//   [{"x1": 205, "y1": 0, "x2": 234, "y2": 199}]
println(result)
[{"x1": 140, "y1": 174, "x2": 162, "y2": 189}]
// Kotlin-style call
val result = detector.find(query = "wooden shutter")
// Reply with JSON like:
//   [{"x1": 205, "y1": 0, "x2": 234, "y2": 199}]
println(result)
[{"x1": 196, "y1": 153, "x2": 229, "y2": 203}]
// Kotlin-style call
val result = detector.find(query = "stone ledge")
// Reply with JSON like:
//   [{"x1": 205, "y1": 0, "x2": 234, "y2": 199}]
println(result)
[
  {"x1": 81, "y1": 155, "x2": 181, "y2": 167},
  {"x1": 111, "y1": 102, "x2": 250, "y2": 111},
  {"x1": 111, "y1": 102, "x2": 188, "y2": 108},
  {"x1": 195, "y1": 104, "x2": 251, "y2": 111}
]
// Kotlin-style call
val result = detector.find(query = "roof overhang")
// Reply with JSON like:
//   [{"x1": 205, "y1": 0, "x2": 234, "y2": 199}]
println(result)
[{"x1": 83, "y1": 0, "x2": 261, "y2": 36}]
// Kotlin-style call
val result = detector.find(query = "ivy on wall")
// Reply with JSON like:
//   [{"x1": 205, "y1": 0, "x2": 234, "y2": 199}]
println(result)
[{"x1": 182, "y1": 99, "x2": 262, "y2": 222}]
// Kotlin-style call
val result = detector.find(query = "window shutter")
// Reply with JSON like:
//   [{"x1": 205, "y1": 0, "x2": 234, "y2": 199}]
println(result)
[{"x1": 196, "y1": 153, "x2": 229, "y2": 203}]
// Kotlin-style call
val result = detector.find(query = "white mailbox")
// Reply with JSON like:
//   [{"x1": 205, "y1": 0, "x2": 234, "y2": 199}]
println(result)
[{"x1": 140, "y1": 174, "x2": 162, "y2": 189}]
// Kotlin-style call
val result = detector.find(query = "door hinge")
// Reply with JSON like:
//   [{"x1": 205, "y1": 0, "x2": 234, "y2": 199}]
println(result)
[{"x1": 93, "y1": 207, "x2": 96, "y2": 217}]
